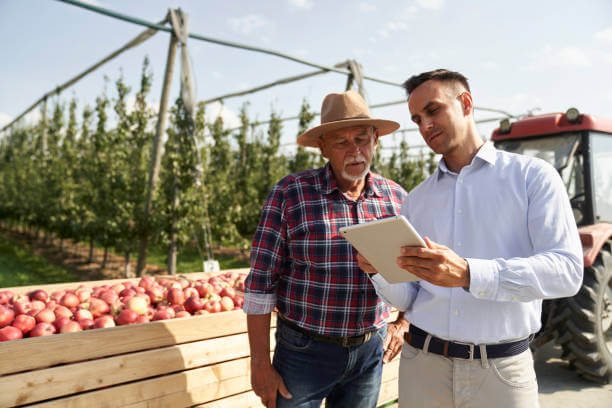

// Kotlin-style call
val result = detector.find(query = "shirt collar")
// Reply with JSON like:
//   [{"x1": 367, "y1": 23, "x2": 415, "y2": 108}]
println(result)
[
  {"x1": 437, "y1": 141, "x2": 497, "y2": 179},
  {"x1": 319, "y1": 162, "x2": 381, "y2": 198}
]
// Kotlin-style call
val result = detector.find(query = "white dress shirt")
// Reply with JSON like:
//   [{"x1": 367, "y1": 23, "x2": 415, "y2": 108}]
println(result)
[{"x1": 371, "y1": 142, "x2": 583, "y2": 344}]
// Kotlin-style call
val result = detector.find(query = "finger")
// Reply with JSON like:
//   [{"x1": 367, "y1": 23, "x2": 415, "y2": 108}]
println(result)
[{"x1": 278, "y1": 378, "x2": 293, "y2": 399}]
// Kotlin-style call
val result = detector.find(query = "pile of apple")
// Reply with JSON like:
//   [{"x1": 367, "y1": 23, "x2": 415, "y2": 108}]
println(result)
[{"x1": 0, "y1": 271, "x2": 247, "y2": 342}]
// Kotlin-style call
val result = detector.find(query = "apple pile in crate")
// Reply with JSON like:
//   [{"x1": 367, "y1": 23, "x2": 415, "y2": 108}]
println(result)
[{"x1": 0, "y1": 271, "x2": 247, "y2": 342}]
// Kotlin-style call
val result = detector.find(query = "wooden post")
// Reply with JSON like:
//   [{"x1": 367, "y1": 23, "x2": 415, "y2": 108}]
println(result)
[{"x1": 136, "y1": 23, "x2": 179, "y2": 276}]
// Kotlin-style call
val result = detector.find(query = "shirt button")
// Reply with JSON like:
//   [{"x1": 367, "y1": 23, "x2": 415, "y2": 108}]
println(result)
[
  {"x1": 454, "y1": 310, "x2": 459, "y2": 316},
  {"x1": 512, "y1": 296, "x2": 518, "y2": 301},
  {"x1": 457, "y1": 242, "x2": 462, "y2": 247},
  {"x1": 479, "y1": 291, "x2": 485, "y2": 296},
  {"x1": 457, "y1": 209, "x2": 463, "y2": 214}
]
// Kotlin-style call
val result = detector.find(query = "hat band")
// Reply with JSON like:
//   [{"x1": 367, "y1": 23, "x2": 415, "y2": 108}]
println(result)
[{"x1": 322, "y1": 115, "x2": 371, "y2": 125}]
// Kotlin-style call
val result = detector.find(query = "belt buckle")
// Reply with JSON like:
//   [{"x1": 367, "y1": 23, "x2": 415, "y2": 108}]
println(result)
[{"x1": 453, "y1": 339, "x2": 475, "y2": 360}]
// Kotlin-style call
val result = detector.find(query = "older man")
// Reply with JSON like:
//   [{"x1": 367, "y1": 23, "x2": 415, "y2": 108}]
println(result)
[{"x1": 243, "y1": 90, "x2": 409, "y2": 408}]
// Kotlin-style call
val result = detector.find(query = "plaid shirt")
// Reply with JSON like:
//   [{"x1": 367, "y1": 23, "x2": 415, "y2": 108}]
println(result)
[{"x1": 243, "y1": 163, "x2": 406, "y2": 337}]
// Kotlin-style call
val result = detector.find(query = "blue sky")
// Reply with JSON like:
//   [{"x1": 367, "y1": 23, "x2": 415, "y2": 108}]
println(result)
[{"x1": 1, "y1": 0, "x2": 612, "y2": 153}]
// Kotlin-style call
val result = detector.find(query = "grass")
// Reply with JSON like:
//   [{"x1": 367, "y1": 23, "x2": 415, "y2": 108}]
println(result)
[
  {"x1": 0, "y1": 236, "x2": 78, "y2": 288},
  {"x1": 146, "y1": 244, "x2": 250, "y2": 273}
]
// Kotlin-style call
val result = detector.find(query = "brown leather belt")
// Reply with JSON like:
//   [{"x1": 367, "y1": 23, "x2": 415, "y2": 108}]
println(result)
[
  {"x1": 404, "y1": 325, "x2": 530, "y2": 360},
  {"x1": 278, "y1": 314, "x2": 377, "y2": 348}
]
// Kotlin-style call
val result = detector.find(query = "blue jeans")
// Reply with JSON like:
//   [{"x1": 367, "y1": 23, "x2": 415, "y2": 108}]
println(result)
[{"x1": 272, "y1": 318, "x2": 386, "y2": 408}]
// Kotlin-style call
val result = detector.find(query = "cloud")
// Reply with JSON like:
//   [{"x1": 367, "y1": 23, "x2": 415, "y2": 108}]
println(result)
[
  {"x1": 528, "y1": 45, "x2": 592, "y2": 71},
  {"x1": 378, "y1": 21, "x2": 409, "y2": 39},
  {"x1": 482, "y1": 61, "x2": 498, "y2": 70},
  {"x1": 227, "y1": 14, "x2": 269, "y2": 35},
  {"x1": 288, "y1": 0, "x2": 313, "y2": 9},
  {"x1": 359, "y1": 2, "x2": 377, "y2": 12},
  {"x1": 204, "y1": 102, "x2": 241, "y2": 129},
  {"x1": 595, "y1": 27, "x2": 612, "y2": 43},
  {"x1": 416, "y1": 0, "x2": 445, "y2": 10}
]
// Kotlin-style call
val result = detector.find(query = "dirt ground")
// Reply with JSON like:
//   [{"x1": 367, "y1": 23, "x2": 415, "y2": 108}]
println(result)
[{"x1": 535, "y1": 342, "x2": 612, "y2": 407}]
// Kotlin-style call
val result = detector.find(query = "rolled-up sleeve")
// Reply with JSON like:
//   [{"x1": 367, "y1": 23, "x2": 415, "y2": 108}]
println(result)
[
  {"x1": 369, "y1": 273, "x2": 419, "y2": 311},
  {"x1": 243, "y1": 185, "x2": 287, "y2": 314}
]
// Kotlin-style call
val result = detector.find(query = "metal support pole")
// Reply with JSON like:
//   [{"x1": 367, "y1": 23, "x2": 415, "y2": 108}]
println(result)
[{"x1": 136, "y1": 20, "x2": 179, "y2": 275}]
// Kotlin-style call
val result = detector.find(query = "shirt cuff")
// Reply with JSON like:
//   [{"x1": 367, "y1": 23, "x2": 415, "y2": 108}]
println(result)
[
  {"x1": 466, "y1": 258, "x2": 499, "y2": 300},
  {"x1": 242, "y1": 292, "x2": 277, "y2": 314}
]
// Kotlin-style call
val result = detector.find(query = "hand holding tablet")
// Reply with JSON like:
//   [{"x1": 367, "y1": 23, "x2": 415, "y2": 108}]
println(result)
[{"x1": 340, "y1": 215, "x2": 426, "y2": 283}]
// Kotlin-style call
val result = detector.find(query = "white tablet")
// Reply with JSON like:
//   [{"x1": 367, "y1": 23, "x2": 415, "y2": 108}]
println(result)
[{"x1": 339, "y1": 215, "x2": 426, "y2": 283}]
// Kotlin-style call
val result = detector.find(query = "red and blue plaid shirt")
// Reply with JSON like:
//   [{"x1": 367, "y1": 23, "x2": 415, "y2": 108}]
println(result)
[{"x1": 243, "y1": 162, "x2": 406, "y2": 337}]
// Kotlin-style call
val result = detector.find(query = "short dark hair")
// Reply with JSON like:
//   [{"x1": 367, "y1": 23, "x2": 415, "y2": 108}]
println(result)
[{"x1": 402, "y1": 69, "x2": 471, "y2": 96}]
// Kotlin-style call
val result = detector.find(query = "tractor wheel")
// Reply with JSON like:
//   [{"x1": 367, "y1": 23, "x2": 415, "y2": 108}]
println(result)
[{"x1": 553, "y1": 252, "x2": 612, "y2": 383}]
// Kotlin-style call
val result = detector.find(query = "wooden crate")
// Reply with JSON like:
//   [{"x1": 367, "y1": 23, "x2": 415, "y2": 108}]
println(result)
[{"x1": 0, "y1": 272, "x2": 399, "y2": 407}]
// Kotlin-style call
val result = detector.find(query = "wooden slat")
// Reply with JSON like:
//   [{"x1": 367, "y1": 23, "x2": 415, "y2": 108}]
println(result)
[
  {"x1": 194, "y1": 391, "x2": 263, "y2": 408},
  {"x1": 0, "y1": 310, "x2": 254, "y2": 376},
  {"x1": 1, "y1": 333, "x2": 275, "y2": 407},
  {"x1": 377, "y1": 377, "x2": 399, "y2": 406},
  {"x1": 30, "y1": 357, "x2": 254, "y2": 408},
  {"x1": 381, "y1": 358, "x2": 400, "y2": 382}
]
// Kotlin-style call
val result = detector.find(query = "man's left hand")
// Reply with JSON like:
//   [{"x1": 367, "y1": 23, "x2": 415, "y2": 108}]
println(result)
[
  {"x1": 383, "y1": 318, "x2": 410, "y2": 363},
  {"x1": 397, "y1": 237, "x2": 470, "y2": 288}
]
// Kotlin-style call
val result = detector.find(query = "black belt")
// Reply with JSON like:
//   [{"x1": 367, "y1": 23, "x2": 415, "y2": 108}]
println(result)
[
  {"x1": 278, "y1": 315, "x2": 377, "y2": 348},
  {"x1": 404, "y1": 325, "x2": 530, "y2": 359}
]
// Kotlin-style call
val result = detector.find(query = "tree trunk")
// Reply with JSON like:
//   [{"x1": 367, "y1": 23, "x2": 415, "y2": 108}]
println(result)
[
  {"x1": 102, "y1": 247, "x2": 108, "y2": 269},
  {"x1": 88, "y1": 237, "x2": 94, "y2": 263},
  {"x1": 125, "y1": 252, "x2": 132, "y2": 278}
]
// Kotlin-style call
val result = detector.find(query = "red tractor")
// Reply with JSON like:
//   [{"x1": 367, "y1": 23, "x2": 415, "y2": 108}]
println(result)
[{"x1": 491, "y1": 108, "x2": 612, "y2": 383}]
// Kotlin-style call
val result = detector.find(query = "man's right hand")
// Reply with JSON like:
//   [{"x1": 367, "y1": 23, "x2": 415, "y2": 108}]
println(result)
[
  {"x1": 251, "y1": 361, "x2": 292, "y2": 408},
  {"x1": 357, "y1": 252, "x2": 378, "y2": 275}
]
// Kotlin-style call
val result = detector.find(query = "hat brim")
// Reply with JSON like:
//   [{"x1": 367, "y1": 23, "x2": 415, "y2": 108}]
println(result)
[{"x1": 297, "y1": 118, "x2": 400, "y2": 148}]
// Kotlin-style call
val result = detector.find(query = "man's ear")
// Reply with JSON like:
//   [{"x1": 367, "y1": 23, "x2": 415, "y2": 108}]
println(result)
[
  {"x1": 317, "y1": 135, "x2": 329, "y2": 159},
  {"x1": 459, "y1": 92, "x2": 474, "y2": 116}
]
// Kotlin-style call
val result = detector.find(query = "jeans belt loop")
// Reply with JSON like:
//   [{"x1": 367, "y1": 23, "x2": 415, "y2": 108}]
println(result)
[{"x1": 423, "y1": 334, "x2": 432, "y2": 355}]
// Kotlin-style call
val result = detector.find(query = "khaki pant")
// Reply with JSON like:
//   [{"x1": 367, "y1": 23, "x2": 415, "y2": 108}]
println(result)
[{"x1": 398, "y1": 342, "x2": 539, "y2": 408}]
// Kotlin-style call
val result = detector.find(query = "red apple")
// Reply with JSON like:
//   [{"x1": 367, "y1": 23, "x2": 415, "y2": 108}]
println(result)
[
  {"x1": 195, "y1": 283, "x2": 211, "y2": 298},
  {"x1": 0, "y1": 326, "x2": 22, "y2": 341},
  {"x1": 220, "y1": 287, "x2": 236, "y2": 298},
  {"x1": 135, "y1": 314, "x2": 150, "y2": 324},
  {"x1": 134, "y1": 287, "x2": 146, "y2": 294},
  {"x1": 138, "y1": 276, "x2": 155, "y2": 290},
  {"x1": 116, "y1": 309, "x2": 139, "y2": 325},
  {"x1": 204, "y1": 300, "x2": 221, "y2": 314},
  {"x1": 35, "y1": 308, "x2": 56, "y2": 324},
  {"x1": 100, "y1": 290, "x2": 118, "y2": 305},
  {"x1": 146, "y1": 286, "x2": 165, "y2": 304},
  {"x1": 30, "y1": 322, "x2": 56, "y2": 337},
  {"x1": 75, "y1": 309, "x2": 93, "y2": 321},
  {"x1": 60, "y1": 320, "x2": 82, "y2": 333},
  {"x1": 152, "y1": 310, "x2": 173, "y2": 321},
  {"x1": 183, "y1": 287, "x2": 199, "y2": 299},
  {"x1": 233, "y1": 296, "x2": 245, "y2": 309},
  {"x1": 119, "y1": 288, "x2": 136, "y2": 299},
  {"x1": 53, "y1": 316, "x2": 71, "y2": 332},
  {"x1": 50, "y1": 290, "x2": 66, "y2": 302},
  {"x1": 88, "y1": 298, "x2": 110, "y2": 318},
  {"x1": 12, "y1": 314, "x2": 36, "y2": 335},
  {"x1": 0, "y1": 305, "x2": 15, "y2": 328},
  {"x1": 28, "y1": 289, "x2": 49, "y2": 302},
  {"x1": 167, "y1": 288, "x2": 185, "y2": 306},
  {"x1": 94, "y1": 315, "x2": 115, "y2": 329},
  {"x1": 12, "y1": 300, "x2": 32, "y2": 315},
  {"x1": 75, "y1": 287, "x2": 92, "y2": 303},
  {"x1": 0, "y1": 290, "x2": 14, "y2": 305},
  {"x1": 54, "y1": 305, "x2": 73, "y2": 320},
  {"x1": 78, "y1": 318, "x2": 95, "y2": 330},
  {"x1": 110, "y1": 283, "x2": 125, "y2": 294},
  {"x1": 60, "y1": 293, "x2": 80, "y2": 309},
  {"x1": 183, "y1": 295, "x2": 204, "y2": 314},
  {"x1": 220, "y1": 296, "x2": 234, "y2": 311},
  {"x1": 175, "y1": 311, "x2": 191, "y2": 318}
]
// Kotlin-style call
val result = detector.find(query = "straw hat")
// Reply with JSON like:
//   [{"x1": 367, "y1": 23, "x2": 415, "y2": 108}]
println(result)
[{"x1": 297, "y1": 90, "x2": 400, "y2": 147}]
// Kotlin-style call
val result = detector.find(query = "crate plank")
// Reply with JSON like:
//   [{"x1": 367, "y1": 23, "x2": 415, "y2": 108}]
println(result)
[
  {"x1": 1, "y1": 332, "x2": 276, "y2": 407},
  {"x1": 0, "y1": 311, "x2": 250, "y2": 376},
  {"x1": 30, "y1": 357, "x2": 253, "y2": 408},
  {"x1": 194, "y1": 391, "x2": 263, "y2": 408},
  {"x1": 377, "y1": 377, "x2": 399, "y2": 406}
]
